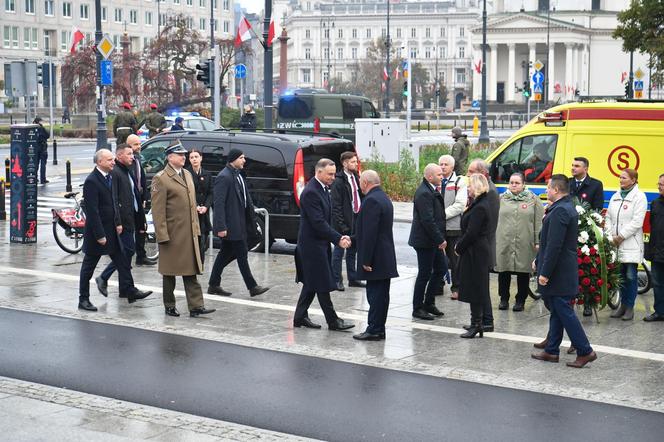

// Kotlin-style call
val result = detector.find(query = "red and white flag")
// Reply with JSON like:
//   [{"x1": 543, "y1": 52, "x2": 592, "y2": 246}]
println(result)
[
  {"x1": 474, "y1": 59, "x2": 483, "y2": 74},
  {"x1": 70, "y1": 26, "x2": 84, "y2": 54},
  {"x1": 267, "y1": 15, "x2": 278, "y2": 47},
  {"x1": 382, "y1": 66, "x2": 389, "y2": 81},
  {"x1": 235, "y1": 16, "x2": 253, "y2": 48}
]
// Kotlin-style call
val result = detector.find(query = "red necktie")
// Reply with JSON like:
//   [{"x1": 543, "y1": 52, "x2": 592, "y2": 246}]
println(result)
[{"x1": 351, "y1": 176, "x2": 360, "y2": 213}]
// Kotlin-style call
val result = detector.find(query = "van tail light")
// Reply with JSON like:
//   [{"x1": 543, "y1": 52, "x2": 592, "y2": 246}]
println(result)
[
  {"x1": 313, "y1": 117, "x2": 320, "y2": 133},
  {"x1": 293, "y1": 148, "x2": 306, "y2": 207}
]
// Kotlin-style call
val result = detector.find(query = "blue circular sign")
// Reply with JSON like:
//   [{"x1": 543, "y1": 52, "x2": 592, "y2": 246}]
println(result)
[{"x1": 235, "y1": 64, "x2": 247, "y2": 79}]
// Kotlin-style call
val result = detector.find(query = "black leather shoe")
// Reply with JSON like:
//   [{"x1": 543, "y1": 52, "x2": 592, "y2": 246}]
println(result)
[
  {"x1": 127, "y1": 290, "x2": 152, "y2": 304},
  {"x1": 412, "y1": 309, "x2": 436, "y2": 320},
  {"x1": 336, "y1": 281, "x2": 345, "y2": 291},
  {"x1": 423, "y1": 305, "x2": 445, "y2": 317},
  {"x1": 78, "y1": 299, "x2": 97, "y2": 311},
  {"x1": 95, "y1": 276, "x2": 108, "y2": 297},
  {"x1": 249, "y1": 285, "x2": 270, "y2": 297},
  {"x1": 207, "y1": 286, "x2": 232, "y2": 296},
  {"x1": 328, "y1": 318, "x2": 355, "y2": 331},
  {"x1": 348, "y1": 281, "x2": 366, "y2": 288},
  {"x1": 644, "y1": 312, "x2": 664, "y2": 322},
  {"x1": 378, "y1": 332, "x2": 386, "y2": 340},
  {"x1": 583, "y1": 305, "x2": 593, "y2": 317},
  {"x1": 190, "y1": 306, "x2": 216, "y2": 317},
  {"x1": 293, "y1": 317, "x2": 322, "y2": 329},
  {"x1": 135, "y1": 257, "x2": 157, "y2": 266},
  {"x1": 512, "y1": 302, "x2": 525, "y2": 312},
  {"x1": 463, "y1": 324, "x2": 494, "y2": 332},
  {"x1": 353, "y1": 331, "x2": 382, "y2": 341},
  {"x1": 498, "y1": 300, "x2": 509, "y2": 310},
  {"x1": 165, "y1": 307, "x2": 180, "y2": 317}
]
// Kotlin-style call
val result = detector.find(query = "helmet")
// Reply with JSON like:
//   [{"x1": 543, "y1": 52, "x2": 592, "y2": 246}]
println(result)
[
  {"x1": 451, "y1": 126, "x2": 463, "y2": 137},
  {"x1": 150, "y1": 103, "x2": 158, "y2": 110}
]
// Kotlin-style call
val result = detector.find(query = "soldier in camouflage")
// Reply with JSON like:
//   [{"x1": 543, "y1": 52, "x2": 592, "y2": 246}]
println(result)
[
  {"x1": 145, "y1": 103, "x2": 167, "y2": 138},
  {"x1": 113, "y1": 102, "x2": 138, "y2": 145},
  {"x1": 450, "y1": 126, "x2": 470, "y2": 176}
]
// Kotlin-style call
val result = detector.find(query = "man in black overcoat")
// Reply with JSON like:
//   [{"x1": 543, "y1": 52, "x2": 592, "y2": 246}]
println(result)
[
  {"x1": 532, "y1": 175, "x2": 597, "y2": 368},
  {"x1": 33, "y1": 116, "x2": 49, "y2": 184},
  {"x1": 208, "y1": 148, "x2": 269, "y2": 297},
  {"x1": 127, "y1": 134, "x2": 156, "y2": 266},
  {"x1": 352, "y1": 170, "x2": 398, "y2": 341},
  {"x1": 408, "y1": 164, "x2": 447, "y2": 320},
  {"x1": 569, "y1": 157, "x2": 604, "y2": 211},
  {"x1": 77, "y1": 149, "x2": 151, "y2": 311},
  {"x1": 293, "y1": 158, "x2": 355, "y2": 331}
]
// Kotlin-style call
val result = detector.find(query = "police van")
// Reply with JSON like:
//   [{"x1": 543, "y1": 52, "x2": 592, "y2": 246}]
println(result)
[{"x1": 276, "y1": 89, "x2": 380, "y2": 143}]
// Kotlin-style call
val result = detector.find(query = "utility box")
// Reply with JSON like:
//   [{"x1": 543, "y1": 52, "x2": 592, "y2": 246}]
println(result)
[
  {"x1": 355, "y1": 118, "x2": 409, "y2": 163},
  {"x1": 9, "y1": 124, "x2": 39, "y2": 243}
]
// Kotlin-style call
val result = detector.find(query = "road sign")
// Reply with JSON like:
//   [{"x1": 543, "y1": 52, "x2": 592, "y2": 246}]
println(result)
[
  {"x1": 100, "y1": 60, "x2": 113, "y2": 86},
  {"x1": 533, "y1": 84, "x2": 543, "y2": 93},
  {"x1": 97, "y1": 35, "x2": 115, "y2": 59},
  {"x1": 471, "y1": 100, "x2": 480, "y2": 109},
  {"x1": 532, "y1": 71, "x2": 544, "y2": 86},
  {"x1": 235, "y1": 63, "x2": 247, "y2": 79},
  {"x1": 635, "y1": 90, "x2": 643, "y2": 99},
  {"x1": 634, "y1": 80, "x2": 644, "y2": 91},
  {"x1": 534, "y1": 92, "x2": 542, "y2": 102},
  {"x1": 635, "y1": 68, "x2": 644, "y2": 80},
  {"x1": 533, "y1": 60, "x2": 544, "y2": 72}
]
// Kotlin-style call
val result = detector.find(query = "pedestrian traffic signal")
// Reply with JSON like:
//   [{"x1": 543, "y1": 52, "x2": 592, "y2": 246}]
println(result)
[
  {"x1": 402, "y1": 81, "x2": 408, "y2": 97},
  {"x1": 435, "y1": 89, "x2": 440, "y2": 97},
  {"x1": 196, "y1": 60, "x2": 211, "y2": 88},
  {"x1": 37, "y1": 63, "x2": 43, "y2": 85},
  {"x1": 624, "y1": 81, "x2": 630, "y2": 98},
  {"x1": 522, "y1": 81, "x2": 531, "y2": 98}
]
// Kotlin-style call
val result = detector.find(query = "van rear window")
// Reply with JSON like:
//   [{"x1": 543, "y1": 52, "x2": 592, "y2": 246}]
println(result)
[
  {"x1": 302, "y1": 142, "x2": 355, "y2": 180},
  {"x1": 278, "y1": 96, "x2": 313, "y2": 119}
]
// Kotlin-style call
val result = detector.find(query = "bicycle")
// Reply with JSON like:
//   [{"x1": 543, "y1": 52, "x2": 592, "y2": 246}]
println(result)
[{"x1": 51, "y1": 192, "x2": 85, "y2": 254}]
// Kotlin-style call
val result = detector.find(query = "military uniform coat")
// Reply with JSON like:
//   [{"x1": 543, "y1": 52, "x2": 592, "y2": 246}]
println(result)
[
  {"x1": 150, "y1": 164, "x2": 203, "y2": 276},
  {"x1": 495, "y1": 190, "x2": 544, "y2": 273}
]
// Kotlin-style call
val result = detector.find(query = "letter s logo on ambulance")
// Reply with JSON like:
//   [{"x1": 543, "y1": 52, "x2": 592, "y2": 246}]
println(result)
[{"x1": 607, "y1": 145, "x2": 640, "y2": 178}]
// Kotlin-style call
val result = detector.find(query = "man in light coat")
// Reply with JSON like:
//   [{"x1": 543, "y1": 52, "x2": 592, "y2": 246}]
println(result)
[
  {"x1": 151, "y1": 142, "x2": 215, "y2": 318},
  {"x1": 438, "y1": 154, "x2": 467, "y2": 300}
]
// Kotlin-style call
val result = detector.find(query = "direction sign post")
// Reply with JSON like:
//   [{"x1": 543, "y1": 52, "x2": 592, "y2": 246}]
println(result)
[
  {"x1": 97, "y1": 35, "x2": 115, "y2": 60},
  {"x1": 235, "y1": 63, "x2": 247, "y2": 115},
  {"x1": 100, "y1": 60, "x2": 113, "y2": 86}
]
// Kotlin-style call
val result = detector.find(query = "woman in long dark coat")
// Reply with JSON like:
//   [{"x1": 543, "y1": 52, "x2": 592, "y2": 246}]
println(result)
[
  {"x1": 187, "y1": 148, "x2": 213, "y2": 263},
  {"x1": 455, "y1": 173, "x2": 492, "y2": 338}
]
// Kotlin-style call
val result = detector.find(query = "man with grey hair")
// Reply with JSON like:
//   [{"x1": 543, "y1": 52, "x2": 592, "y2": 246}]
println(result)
[
  {"x1": 352, "y1": 170, "x2": 398, "y2": 340},
  {"x1": 408, "y1": 164, "x2": 447, "y2": 320},
  {"x1": 439, "y1": 154, "x2": 468, "y2": 300}
]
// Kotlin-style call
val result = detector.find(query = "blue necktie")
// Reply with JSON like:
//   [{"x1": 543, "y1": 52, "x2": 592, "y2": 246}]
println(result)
[{"x1": 105, "y1": 174, "x2": 112, "y2": 189}]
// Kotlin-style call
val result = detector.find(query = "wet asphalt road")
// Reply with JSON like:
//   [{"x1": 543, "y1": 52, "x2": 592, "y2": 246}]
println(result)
[{"x1": 1, "y1": 308, "x2": 661, "y2": 442}]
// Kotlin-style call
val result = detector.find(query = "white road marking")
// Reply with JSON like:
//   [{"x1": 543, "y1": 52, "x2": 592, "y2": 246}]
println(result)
[{"x1": 1, "y1": 264, "x2": 662, "y2": 363}]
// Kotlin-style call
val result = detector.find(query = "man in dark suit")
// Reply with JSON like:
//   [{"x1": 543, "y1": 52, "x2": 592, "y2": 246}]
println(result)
[
  {"x1": 330, "y1": 151, "x2": 364, "y2": 291},
  {"x1": 33, "y1": 116, "x2": 50, "y2": 184},
  {"x1": 293, "y1": 158, "x2": 355, "y2": 331},
  {"x1": 408, "y1": 164, "x2": 447, "y2": 321},
  {"x1": 352, "y1": 170, "x2": 398, "y2": 341},
  {"x1": 127, "y1": 134, "x2": 155, "y2": 266},
  {"x1": 94, "y1": 144, "x2": 152, "y2": 300},
  {"x1": 569, "y1": 156, "x2": 604, "y2": 211},
  {"x1": 207, "y1": 148, "x2": 269, "y2": 297},
  {"x1": 77, "y1": 149, "x2": 151, "y2": 311},
  {"x1": 532, "y1": 174, "x2": 597, "y2": 368}
]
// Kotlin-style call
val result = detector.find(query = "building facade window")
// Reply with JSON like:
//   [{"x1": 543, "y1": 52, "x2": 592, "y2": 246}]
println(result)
[
  {"x1": 459, "y1": 27, "x2": 465, "y2": 37},
  {"x1": 101, "y1": 6, "x2": 106, "y2": 21},
  {"x1": 440, "y1": 27, "x2": 446, "y2": 37},
  {"x1": 440, "y1": 46, "x2": 446, "y2": 58},
  {"x1": 425, "y1": 47, "x2": 431, "y2": 58},
  {"x1": 199, "y1": 0, "x2": 205, "y2": 8},
  {"x1": 23, "y1": 27, "x2": 31, "y2": 49},
  {"x1": 410, "y1": 47, "x2": 417, "y2": 59},
  {"x1": 223, "y1": 0, "x2": 229, "y2": 10},
  {"x1": 62, "y1": 1, "x2": 70, "y2": 17},
  {"x1": 456, "y1": 68, "x2": 466, "y2": 84},
  {"x1": 366, "y1": 28, "x2": 371, "y2": 38},
  {"x1": 11, "y1": 26, "x2": 19, "y2": 47},
  {"x1": 223, "y1": 20, "x2": 229, "y2": 33},
  {"x1": 425, "y1": 27, "x2": 431, "y2": 38},
  {"x1": 80, "y1": 4, "x2": 89, "y2": 19},
  {"x1": 338, "y1": 28, "x2": 343, "y2": 39},
  {"x1": 352, "y1": 28, "x2": 357, "y2": 38},
  {"x1": 337, "y1": 47, "x2": 343, "y2": 59},
  {"x1": 304, "y1": 47, "x2": 310, "y2": 59},
  {"x1": 396, "y1": 28, "x2": 401, "y2": 38},
  {"x1": 324, "y1": 28, "x2": 329, "y2": 39},
  {"x1": 145, "y1": 11, "x2": 152, "y2": 25},
  {"x1": 60, "y1": 30, "x2": 71, "y2": 50},
  {"x1": 5, "y1": 0, "x2": 15, "y2": 12},
  {"x1": 173, "y1": 0, "x2": 180, "y2": 4},
  {"x1": 302, "y1": 68, "x2": 311, "y2": 83},
  {"x1": 130, "y1": 10, "x2": 137, "y2": 24},
  {"x1": 114, "y1": 8, "x2": 122, "y2": 23},
  {"x1": 199, "y1": 18, "x2": 205, "y2": 30},
  {"x1": 25, "y1": 0, "x2": 34, "y2": 13},
  {"x1": 305, "y1": 29, "x2": 310, "y2": 39},
  {"x1": 411, "y1": 27, "x2": 416, "y2": 38},
  {"x1": 187, "y1": 0, "x2": 192, "y2": 5},
  {"x1": 458, "y1": 46, "x2": 465, "y2": 58},
  {"x1": 44, "y1": 0, "x2": 53, "y2": 15},
  {"x1": 351, "y1": 47, "x2": 357, "y2": 59}
]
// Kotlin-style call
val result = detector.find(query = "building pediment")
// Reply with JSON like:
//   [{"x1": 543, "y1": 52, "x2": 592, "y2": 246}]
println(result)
[{"x1": 472, "y1": 12, "x2": 589, "y2": 34}]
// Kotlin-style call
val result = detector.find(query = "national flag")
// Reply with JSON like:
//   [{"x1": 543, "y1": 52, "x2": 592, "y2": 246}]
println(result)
[
  {"x1": 267, "y1": 15, "x2": 278, "y2": 47},
  {"x1": 235, "y1": 16, "x2": 253, "y2": 48},
  {"x1": 474, "y1": 59, "x2": 482, "y2": 74},
  {"x1": 382, "y1": 66, "x2": 389, "y2": 81},
  {"x1": 70, "y1": 27, "x2": 84, "y2": 54},
  {"x1": 620, "y1": 71, "x2": 628, "y2": 83}
]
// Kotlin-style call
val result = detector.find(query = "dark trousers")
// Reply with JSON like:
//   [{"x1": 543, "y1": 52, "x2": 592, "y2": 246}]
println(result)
[
  {"x1": 652, "y1": 261, "x2": 664, "y2": 315},
  {"x1": 331, "y1": 242, "x2": 358, "y2": 283},
  {"x1": 38, "y1": 150, "x2": 48, "y2": 183},
  {"x1": 498, "y1": 271, "x2": 530, "y2": 303},
  {"x1": 444, "y1": 234, "x2": 461, "y2": 292},
  {"x1": 544, "y1": 295, "x2": 593, "y2": 356},
  {"x1": 79, "y1": 250, "x2": 135, "y2": 300},
  {"x1": 162, "y1": 275, "x2": 204, "y2": 311},
  {"x1": 366, "y1": 279, "x2": 390, "y2": 334},
  {"x1": 294, "y1": 286, "x2": 339, "y2": 325},
  {"x1": 412, "y1": 247, "x2": 446, "y2": 311},
  {"x1": 208, "y1": 238, "x2": 257, "y2": 289},
  {"x1": 135, "y1": 230, "x2": 147, "y2": 260},
  {"x1": 100, "y1": 229, "x2": 135, "y2": 282}
]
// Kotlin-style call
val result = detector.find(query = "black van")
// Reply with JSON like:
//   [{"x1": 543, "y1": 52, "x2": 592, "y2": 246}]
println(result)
[{"x1": 140, "y1": 130, "x2": 356, "y2": 249}]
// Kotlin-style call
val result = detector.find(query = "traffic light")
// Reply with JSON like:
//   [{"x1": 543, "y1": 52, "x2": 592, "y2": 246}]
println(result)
[
  {"x1": 196, "y1": 60, "x2": 211, "y2": 88},
  {"x1": 37, "y1": 63, "x2": 43, "y2": 85},
  {"x1": 435, "y1": 89, "x2": 441, "y2": 97},
  {"x1": 624, "y1": 81, "x2": 630, "y2": 98},
  {"x1": 402, "y1": 81, "x2": 408, "y2": 97},
  {"x1": 522, "y1": 80, "x2": 531, "y2": 98}
]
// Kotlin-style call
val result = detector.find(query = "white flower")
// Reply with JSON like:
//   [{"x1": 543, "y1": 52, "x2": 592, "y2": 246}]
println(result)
[
  {"x1": 591, "y1": 212, "x2": 603, "y2": 224},
  {"x1": 610, "y1": 250, "x2": 617, "y2": 262},
  {"x1": 578, "y1": 231, "x2": 589, "y2": 244},
  {"x1": 581, "y1": 245, "x2": 591, "y2": 256},
  {"x1": 576, "y1": 206, "x2": 586, "y2": 215}
]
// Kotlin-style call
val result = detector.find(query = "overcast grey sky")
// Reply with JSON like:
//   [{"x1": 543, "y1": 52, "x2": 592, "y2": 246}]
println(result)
[{"x1": 239, "y1": 0, "x2": 264, "y2": 14}]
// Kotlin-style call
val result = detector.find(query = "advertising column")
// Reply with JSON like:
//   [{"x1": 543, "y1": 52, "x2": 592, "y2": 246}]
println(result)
[{"x1": 9, "y1": 124, "x2": 38, "y2": 243}]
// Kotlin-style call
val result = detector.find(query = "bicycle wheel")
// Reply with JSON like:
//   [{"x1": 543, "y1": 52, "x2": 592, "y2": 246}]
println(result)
[
  {"x1": 607, "y1": 290, "x2": 620, "y2": 310},
  {"x1": 52, "y1": 221, "x2": 83, "y2": 254},
  {"x1": 637, "y1": 261, "x2": 652, "y2": 295},
  {"x1": 144, "y1": 232, "x2": 159, "y2": 260}
]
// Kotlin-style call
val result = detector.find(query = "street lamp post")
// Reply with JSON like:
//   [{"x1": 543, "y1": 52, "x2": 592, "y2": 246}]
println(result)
[
  {"x1": 544, "y1": 1, "x2": 551, "y2": 106},
  {"x1": 435, "y1": 47, "x2": 439, "y2": 128},
  {"x1": 323, "y1": 19, "x2": 334, "y2": 91},
  {"x1": 263, "y1": 0, "x2": 273, "y2": 129},
  {"x1": 385, "y1": 0, "x2": 391, "y2": 117},
  {"x1": 478, "y1": 0, "x2": 490, "y2": 144},
  {"x1": 94, "y1": 0, "x2": 107, "y2": 150}
]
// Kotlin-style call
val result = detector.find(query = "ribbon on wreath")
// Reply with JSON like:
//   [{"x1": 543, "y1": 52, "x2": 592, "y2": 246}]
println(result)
[{"x1": 590, "y1": 218, "x2": 609, "y2": 309}]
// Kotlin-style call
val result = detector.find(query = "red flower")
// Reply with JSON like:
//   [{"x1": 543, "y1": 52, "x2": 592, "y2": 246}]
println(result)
[
  {"x1": 608, "y1": 263, "x2": 615, "y2": 269},
  {"x1": 597, "y1": 279, "x2": 604, "y2": 286},
  {"x1": 590, "y1": 267, "x2": 599, "y2": 275},
  {"x1": 578, "y1": 298, "x2": 585, "y2": 305},
  {"x1": 583, "y1": 256, "x2": 592, "y2": 264},
  {"x1": 570, "y1": 298, "x2": 577, "y2": 305},
  {"x1": 578, "y1": 269, "x2": 584, "y2": 277},
  {"x1": 594, "y1": 296, "x2": 601, "y2": 303},
  {"x1": 581, "y1": 277, "x2": 591, "y2": 286},
  {"x1": 578, "y1": 285, "x2": 584, "y2": 293},
  {"x1": 589, "y1": 286, "x2": 597, "y2": 293},
  {"x1": 577, "y1": 249, "x2": 582, "y2": 256},
  {"x1": 589, "y1": 247, "x2": 597, "y2": 255},
  {"x1": 607, "y1": 283, "x2": 612, "y2": 289},
  {"x1": 595, "y1": 256, "x2": 601, "y2": 264},
  {"x1": 577, "y1": 258, "x2": 583, "y2": 265}
]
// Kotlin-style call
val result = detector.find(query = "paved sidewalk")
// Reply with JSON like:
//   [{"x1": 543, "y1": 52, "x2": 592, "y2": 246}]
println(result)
[{"x1": 393, "y1": 201, "x2": 414, "y2": 223}]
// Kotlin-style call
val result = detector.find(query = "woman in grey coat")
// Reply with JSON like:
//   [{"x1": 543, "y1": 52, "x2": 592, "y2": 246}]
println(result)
[{"x1": 495, "y1": 172, "x2": 544, "y2": 312}]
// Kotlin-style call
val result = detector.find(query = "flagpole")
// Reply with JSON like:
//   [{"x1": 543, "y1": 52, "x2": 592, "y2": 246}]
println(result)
[
  {"x1": 385, "y1": 0, "x2": 390, "y2": 117},
  {"x1": 263, "y1": 0, "x2": 273, "y2": 129},
  {"x1": 210, "y1": 0, "x2": 216, "y2": 125}
]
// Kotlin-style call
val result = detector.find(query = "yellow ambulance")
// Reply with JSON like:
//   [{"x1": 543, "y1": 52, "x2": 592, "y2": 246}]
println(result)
[{"x1": 486, "y1": 101, "x2": 664, "y2": 231}]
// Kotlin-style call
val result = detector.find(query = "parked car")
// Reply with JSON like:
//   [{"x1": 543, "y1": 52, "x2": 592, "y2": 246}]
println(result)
[
  {"x1": 136, "y1": 113, "x2": 219, "y2": 142},
  {"x1": 139, "y1": 130, "x2": 356, "y2": 250}
]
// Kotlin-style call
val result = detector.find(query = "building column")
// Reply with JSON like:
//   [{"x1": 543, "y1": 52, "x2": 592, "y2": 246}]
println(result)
[
  {"x1": 572, "y1": 44, "x2": 579, "y2": 96},
  {"x1": 547, "y1": 43, "x2": 555, "y2": 101},
  {"x1": 507, "y1": 43, "x2": 516, "y2": 103},
  {"x1": 529, "y1": 44, "x2": 537, "y2": 66},
  {"x1": 581, "y1": 43, "x2": 589, "y2": 94},
  {"x1": 565, "y1": 43, "x2": 573, "y2": 101},
  {"x1": 473, "y1": 45, "x2": 482, "y2": 100},
  {"x1": 489, "y1": 44, "x2": 498, "y2": 101}
]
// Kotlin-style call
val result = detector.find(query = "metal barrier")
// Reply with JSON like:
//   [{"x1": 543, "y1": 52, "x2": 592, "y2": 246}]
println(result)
[{"x1": 254, "y1": 207, "x2": 270, "y2": 256}]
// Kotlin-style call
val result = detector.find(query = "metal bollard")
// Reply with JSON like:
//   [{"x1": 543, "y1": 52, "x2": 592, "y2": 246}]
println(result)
[
  {"x1": 52, "y1": 139, "x2": 58, "y2": 165},
  {"x1": 417, "y1": 121, "x2": 420, "y2": 132},
  {"x1": 4, "y1": 157, "x2": 10, "y2": 189},
  {"x1": 65, "y1": 160, "x2": 72, "y2": 192},
  {"x1": 427, "y1": 121, "x2": 430, "y2": 131},
  {"x1": 0, "y1": 178, "x2": 5, "y2": 220}
]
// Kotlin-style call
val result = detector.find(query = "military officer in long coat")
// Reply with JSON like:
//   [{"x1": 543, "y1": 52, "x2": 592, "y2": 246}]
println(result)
[{"x1": 151, "y1": 142, "x2": 215, "y2": 318}]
